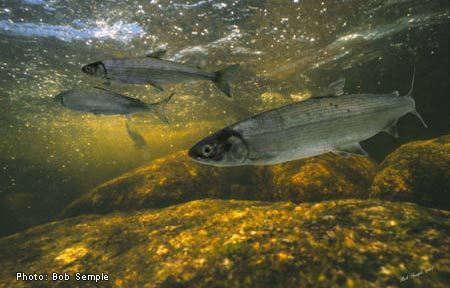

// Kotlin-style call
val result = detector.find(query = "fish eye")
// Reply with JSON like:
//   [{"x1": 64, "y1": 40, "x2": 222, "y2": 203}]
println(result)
[
  {"x1": 86, "y1": 66, "x2": 91, "y2": 72},
  {"x1": 201, "y1": 144, "x2": 215, "y2": 157}
]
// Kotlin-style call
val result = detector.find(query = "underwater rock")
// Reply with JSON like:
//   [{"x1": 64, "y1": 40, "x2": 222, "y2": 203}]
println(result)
[
  {"x1": 253, "y1": 153, "x2": 378, "y2": 203},
  {"x1": 0, "y1": 199, "x2": 448, "y2": 287},
  {"x1": 370, "y1": 135, "x2": 450, "y2": 210},
  {"x1": 60, "y1": 151, "x2": 254, "y2": 218}
]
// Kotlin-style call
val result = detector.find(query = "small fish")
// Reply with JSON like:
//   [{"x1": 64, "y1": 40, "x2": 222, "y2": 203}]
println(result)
[
  {"x1": 54, "y1": 87, "x2": 174, "y2": 124},
  {"x1": 125, "y1": 122, "x2": 150, "y2": 151},
  {"x1": 81, "y1": 50, "x2": 239, "y2": 97},
  {"x1": 189, "y1": 71, "x2": 427, "y2": 166}
]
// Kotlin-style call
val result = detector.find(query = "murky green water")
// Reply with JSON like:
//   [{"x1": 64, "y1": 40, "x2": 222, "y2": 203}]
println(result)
[{"x1": 0, "y1": 0, "x2": 448, "y2": 286}]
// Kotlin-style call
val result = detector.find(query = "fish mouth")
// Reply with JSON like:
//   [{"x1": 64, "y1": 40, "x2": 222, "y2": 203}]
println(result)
[
  {"x1": 81, "y1": 65, "x2": 88, "y2": 73},
  {"x1": 188, "y1": 148, "x2": 209, "y2": 163},
  {"x1": 188, "y1": 148, "x2": 201, "y2": 161}
]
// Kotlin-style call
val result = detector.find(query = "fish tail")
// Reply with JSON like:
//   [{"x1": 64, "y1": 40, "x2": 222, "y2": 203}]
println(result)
[
  {"x1": 149, "y1": 93, "x2": 175, "y2": 125},
  {"x1": 405, "y1": 67, "x2": 427, "y2": 128},
  {"x1": 214, "y1": 64, "x2": 240, "y2": 97}
]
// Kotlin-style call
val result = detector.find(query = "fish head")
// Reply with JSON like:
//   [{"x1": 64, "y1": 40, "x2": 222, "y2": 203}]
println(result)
[
  {"x1": 188, "y1": 129, "x2": 249, "y2": 167},
  {"x1": 81, "y1": 61, "x2": 106, "y2": 78}
]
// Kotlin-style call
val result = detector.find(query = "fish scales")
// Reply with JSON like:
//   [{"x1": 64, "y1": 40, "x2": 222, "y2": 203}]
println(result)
[
  {"x1": 103, "y1": 58, "x2": 214, "y2": 84},
  {"x1": 188, "y1": 86, "x2": 425, "y2": 167},
  {"x1": 233, "y1": 94, "x2": 412, "y2": 163},
  {"x1": 235, "y1": 94, "x2": 408, "y2": 137},
  {"x1": 54, "y1": 88, "x2": 175, "y2": 124},
  {"x1": 82, "y1": 54, "x2": 239, "y2": 97},
  {"x1": 105, "y1": 58, "x2": 214, "y2": 77}
]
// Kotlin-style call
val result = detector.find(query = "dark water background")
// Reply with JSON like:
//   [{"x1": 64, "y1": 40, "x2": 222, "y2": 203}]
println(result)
[{"x1": 0, "y1": 0, "x2": 448, "y2": 236}]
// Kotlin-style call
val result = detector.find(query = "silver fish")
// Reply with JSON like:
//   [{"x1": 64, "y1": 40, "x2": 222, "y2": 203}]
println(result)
[
  {"x1": 188, "y1": 72, "x2": 427, "y2": 166},
  {"x1": 54, "y1": 87, "x2": 175, "y2": 124},
  {"x1": 81, "y1": 50, "x2": 239, "y2": 97}
]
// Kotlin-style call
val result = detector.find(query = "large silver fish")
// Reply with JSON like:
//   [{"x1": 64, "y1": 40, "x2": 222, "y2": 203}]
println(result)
[
  {"x1": 188, "y1": 73, "x2": 427, "y2": 166},
  {"x1": 81, "y1": 50, "x2": 239, "y2": 97},
  {"x1": 54, "y1": 87, "x2": 174, "y2": 124}
]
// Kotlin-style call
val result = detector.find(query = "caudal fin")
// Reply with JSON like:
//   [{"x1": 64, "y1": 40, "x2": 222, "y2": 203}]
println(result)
[
  {"x1": 150, "y1": 93, "x2": 175, "y2": 125},
  {"x1": 214, "y1": 64, "x2": 240, "y2": 97}
]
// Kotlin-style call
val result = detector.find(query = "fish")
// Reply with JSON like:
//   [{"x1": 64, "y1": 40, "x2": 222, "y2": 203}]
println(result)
[
  {"x1": 125, "y1": 122, "x2": 150, "y2": 151},
  {"x1": 54, "y1": 87, "x2": 175, "y2": 124},
  {"x1": 81, "y1": 50, "x2": 239, "y2": 97},
  {"x1": 188, "y1": 71, "x2": 427, "y2": 166}
]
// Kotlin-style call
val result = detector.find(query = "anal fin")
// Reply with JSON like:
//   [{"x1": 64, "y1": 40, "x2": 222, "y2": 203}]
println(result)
[{"x1": 333, "y1": 142, "x2": 368, "y2": 157}]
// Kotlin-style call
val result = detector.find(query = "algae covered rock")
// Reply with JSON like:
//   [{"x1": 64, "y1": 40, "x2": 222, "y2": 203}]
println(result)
[
  {"x1": 61, "y1": 151, "x2": 253, "y2": 218},
  {"x1": 370, "y1": 135, "x2": 450, "y2": 210},
  {"x1": 0, "y1": 199, "x2": 448, "y2": 288},
  {"x1": 254, "y1": 153, "x2": 378, "y2": 203}
]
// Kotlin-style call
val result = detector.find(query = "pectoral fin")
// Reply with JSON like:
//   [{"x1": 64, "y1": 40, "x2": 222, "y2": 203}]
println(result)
[
  {"x1": 315, "y1": 78, "x2": 345, "y2": 98},
  {"x1": 146, "y1": 50, "x2": 167, "y2": 59},
  {"x1": 333, "y1": 143, "x2": 368, "y2": 157}
]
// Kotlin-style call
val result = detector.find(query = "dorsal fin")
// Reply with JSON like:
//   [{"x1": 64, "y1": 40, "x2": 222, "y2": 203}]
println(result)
[{"x1": 146, "y1": 50, "x2": 167, "y2": 59}]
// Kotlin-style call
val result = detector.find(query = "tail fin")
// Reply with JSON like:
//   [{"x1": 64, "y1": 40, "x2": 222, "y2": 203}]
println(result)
[
  {"x1": 150, "y1": 93, "x2": 175, "y2": 125},
  {"x1": 214, "y1": 64, "x2": 240, "y2": 97},
  {"x1": 406, "y1": 68, "x2": 427, "y2": 128}
]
